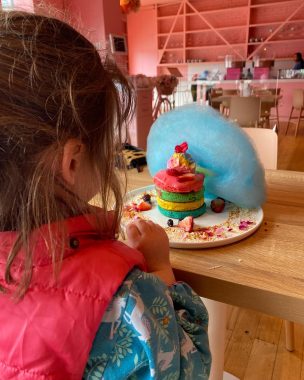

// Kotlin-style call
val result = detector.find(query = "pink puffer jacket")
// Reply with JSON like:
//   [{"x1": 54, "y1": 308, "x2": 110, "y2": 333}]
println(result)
[{"x1": 0, "y1": 214, "x2": 145, "y2": 380}]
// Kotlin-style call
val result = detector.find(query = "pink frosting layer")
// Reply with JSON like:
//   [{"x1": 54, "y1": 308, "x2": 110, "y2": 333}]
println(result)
[{"x1": 153, "y1": 170, "x2": 204, "y2": 193}]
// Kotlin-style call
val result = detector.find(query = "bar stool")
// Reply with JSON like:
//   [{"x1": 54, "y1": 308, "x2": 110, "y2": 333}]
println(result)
[{"x1": 285, "y1": 89, "x2": 304, "y2": 136}]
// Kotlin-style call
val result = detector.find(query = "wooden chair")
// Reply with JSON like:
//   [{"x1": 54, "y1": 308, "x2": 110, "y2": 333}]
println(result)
[
  {"x1": 209, "y1": 87, "x2": 223, "y2": 111},
  {"x1": 285, "y1": 89, "x2": 304, "y2": 136},
  {"x1": 243, "y1": 127, "x2": 295, "y2": 352},
  {"x1": 253, "y1": 88, "x2": 281, "y2": 129},
  {"x1": 228, "y1": 96, "x2": 261, "y2": 127},
  {"x1": 220, "y1": 89, "x2": 238, "y2": 116},
  {"x1": 243, "y1": 127, "x2": 278, "y2": 169},
  {"x1": 222, "y1": 89, "x2": 238, "y2": 96}
]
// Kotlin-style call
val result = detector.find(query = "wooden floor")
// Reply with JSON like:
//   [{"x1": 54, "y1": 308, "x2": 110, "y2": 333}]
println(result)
[{"x1": 224, "y1": 121, "x2": 304, "y2": 380}]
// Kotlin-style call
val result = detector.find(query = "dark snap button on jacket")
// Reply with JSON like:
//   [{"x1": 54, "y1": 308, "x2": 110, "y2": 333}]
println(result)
[{"x1": 69, "y1": 238, "x2": 79, "y2": 249}]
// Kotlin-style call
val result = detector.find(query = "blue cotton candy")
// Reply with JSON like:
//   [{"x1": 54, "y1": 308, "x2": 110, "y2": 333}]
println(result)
[{"x1": 147, "y1": 104, "x2": 266, "y2": 208}]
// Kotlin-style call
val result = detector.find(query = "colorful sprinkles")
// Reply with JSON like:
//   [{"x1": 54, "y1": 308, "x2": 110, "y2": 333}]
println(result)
[{"x1": 122, "y1": 189, "x2": 259, "y2": 244}]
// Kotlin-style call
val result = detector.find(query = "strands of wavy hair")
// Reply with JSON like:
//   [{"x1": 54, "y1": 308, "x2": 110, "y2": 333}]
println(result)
[{"x1": 0, "y1": 11, "x2": 134, "y2": 298}]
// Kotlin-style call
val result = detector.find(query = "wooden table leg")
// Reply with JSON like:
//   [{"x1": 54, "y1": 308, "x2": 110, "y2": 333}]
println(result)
[
  {"x1": 202, "y1": 298, "x2": 239, "y2": 380},
  {"x1": 285, "y1": 320, "x2": 295, "y2": 352}
]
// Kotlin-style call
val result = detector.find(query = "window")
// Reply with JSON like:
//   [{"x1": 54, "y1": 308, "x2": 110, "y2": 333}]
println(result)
[{"x1": 2, "y1": 0, "x2": 14, "y2": 9}]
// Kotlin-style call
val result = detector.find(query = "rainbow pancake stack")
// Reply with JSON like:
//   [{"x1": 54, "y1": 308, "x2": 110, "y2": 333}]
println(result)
[{"x1": 153, "y1": 142, "x2": 206, "y2": 219}]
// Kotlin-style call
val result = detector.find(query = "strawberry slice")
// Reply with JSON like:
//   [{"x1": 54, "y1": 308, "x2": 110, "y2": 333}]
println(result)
[
  {"x1": 136, "y1": 201, "x2": 152, "y2": 211},
  {"x1": 124, "y1": 205, "x2": 134, "y2": 212},
  {"x1": 178, "y1": 216, "x2": 194, "y2": 232},
  {"x1": 166, "y1": 168, "x2": 180, "y2": 176},
  {"x1": 176, "y1": 173, "x2": 195, "y2": 182}
]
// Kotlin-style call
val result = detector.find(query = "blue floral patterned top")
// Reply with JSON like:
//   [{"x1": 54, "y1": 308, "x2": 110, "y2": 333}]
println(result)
[{"x1": 83, "y1": 269, "x2": 211, "y2": 379}]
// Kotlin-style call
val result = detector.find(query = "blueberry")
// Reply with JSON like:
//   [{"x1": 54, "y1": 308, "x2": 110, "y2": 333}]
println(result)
[
  {"x1": 143, "y1": 194, "x2": 151, "y2": 203},
  {"x1": 167, "y1": 219, "x2": 174, "y2": 227}
]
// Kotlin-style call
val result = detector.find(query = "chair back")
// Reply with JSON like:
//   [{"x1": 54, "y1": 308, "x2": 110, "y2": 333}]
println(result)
[
  {"x1": 209, "y1": 88, "x2": 223, "y2": 110},
  {"x1": 268, "y1": 88, "x2": 281, "y2": 96},
  {"x1": 252, "y1": 88, "x2": 280, "y2": 96},
  {"x1": 253, "y1": 67, "x2": 270, "y2": 80},
  {"x1": 229, "y1": 96, "x2": 261, "y2": 127},
  {"x1": 211, "y1": 88, "x2": 223, "y2": 97},
  {"x1": 292, "y1": 89, "x2": 304, "y2": 109},
  {"x1": 243, "y1": 128, "x2": 278, "y2": 169},
  {"x1": 252, "y1": 89, "x2": 272, "y2": 97},
  {"x1": 226, "y1": 68, "x2": 241, "y2": 80},
  {"x1": 223, "y1": 89, "x2": 238, "y2": 96}
]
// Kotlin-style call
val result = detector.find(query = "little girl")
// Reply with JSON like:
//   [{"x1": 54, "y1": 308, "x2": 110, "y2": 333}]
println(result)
[{"x1": 0, "y1": 11, "x2": 211, "y2": 380}]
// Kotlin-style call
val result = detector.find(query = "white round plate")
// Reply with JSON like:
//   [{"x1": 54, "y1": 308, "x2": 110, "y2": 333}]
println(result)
[{"x1": 122, "y1": 185, "x2": 263, "y2": 249}]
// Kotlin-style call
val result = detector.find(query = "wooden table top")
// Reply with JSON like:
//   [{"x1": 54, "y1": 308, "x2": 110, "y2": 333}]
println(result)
[{"x1": 125, "y1": 168, "x2": 304, "y2": 324}]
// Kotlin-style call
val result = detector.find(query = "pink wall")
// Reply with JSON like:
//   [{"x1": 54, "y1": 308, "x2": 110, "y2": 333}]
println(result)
[
  {"x1": 33, "y1": 0, "x2": 64, "y2": 19},
  {"x1": 1, "y1": 0, "x2": 128, "y2": 72},
  {"x1": 49, "y1": 0, "x2": 64, "y2": 9},
  {"x1": 127, "y1": 8, "x2": 158, "y2": 76},
  {"x1": 63, "y1": 0, "x2": 126, "y2": 46},
  {"x1": 63, "y1": 0, "x2": 127, "y2": 72},
  {"x1": 37, "y1": 0, "x2": 64, "y2": 11},
  {"x1": 103, "y1": 0, "x2": 125, "y2": 37},
  {"x1": 7, "y1": 0, "x2": 126, "y2": 54},
  {"x1": 64, "y1": 0, "x2": 105, "y2": 45}
]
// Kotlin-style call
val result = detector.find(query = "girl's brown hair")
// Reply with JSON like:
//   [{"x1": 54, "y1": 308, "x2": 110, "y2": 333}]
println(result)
[{"x1": 0, "y1": 11, "x2": 134, "y2": 297}]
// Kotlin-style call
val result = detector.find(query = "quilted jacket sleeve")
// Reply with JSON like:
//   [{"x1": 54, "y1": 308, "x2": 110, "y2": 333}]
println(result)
[{"x1": 83, "y1": 269, "x2": 211, "y2": 380}]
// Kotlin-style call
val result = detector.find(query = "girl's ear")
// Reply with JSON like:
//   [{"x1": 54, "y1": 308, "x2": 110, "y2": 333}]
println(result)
[{"x1": 61, "y1": 138, "x2": 85, "y2": 186}]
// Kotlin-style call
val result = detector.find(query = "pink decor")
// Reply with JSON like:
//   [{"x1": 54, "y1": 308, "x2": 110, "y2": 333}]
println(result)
[
  {"x1": 253, "y1": 67, "x2": 270, "y2": 80},
  {"x1": 226, "y1": 68, "x2": 242, "y2": 80}
]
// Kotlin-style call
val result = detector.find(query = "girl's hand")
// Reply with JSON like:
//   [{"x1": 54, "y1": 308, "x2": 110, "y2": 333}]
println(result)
[{"x1": 126, "y1": 219, "x2": 176, "y2": 285}]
